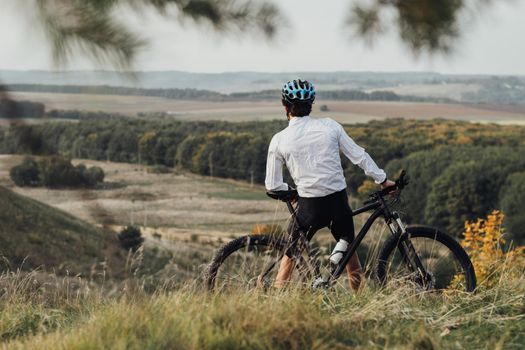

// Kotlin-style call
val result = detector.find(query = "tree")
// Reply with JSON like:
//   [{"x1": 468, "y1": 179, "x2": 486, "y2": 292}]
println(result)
[
  {"x1": 499, "y1": 172, "x2": 525, "y2": 244},
  {"x1": 10, "y1": 156, "x2": 105, "y2": 189},
  {"x1": 425, "y1": 161, "x2": 492, "y2": 236},
  {"x1": 346, "y1": 0, "x2": 496, "y2": 54},
  {"x1": 38, "y1": 156, "x2": 84, "y2": 188},
  {"x1": 138, "y1": 131, "x2": 158, "y2": 165},
  {"x1": 14, "y1": 0, "x2": 502, "y2": 72},
  {"x1": 424, "y1": 148, "x2": 525, "y2": 236},
  {"x1": 32, "y1": 0, "x2": 284, "y2": 69},
  {"x1": 10, "y1": 157, "x2": 40, "y2": 187},
  {"x1": 84, "y1": 166, "x2": 105, "y2": 187},
  {"x1": 118, "y1": 225, "x2": 144, "y2": 252}
]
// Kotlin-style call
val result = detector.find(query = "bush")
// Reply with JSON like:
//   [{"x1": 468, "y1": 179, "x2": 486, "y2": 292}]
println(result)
[
  {"x1": 9, "y1": 156, "x2": 105, "y2": 189},
  {"x1": 499, "y1": 172, "x2": 525, "y2": 244},
  {"x1": 39, "y1": 156, "x2": 84, "y2": 188},
  {"x1": 452, "y1": 211, "x2": 525, "y2": 289},
  {"x1": 83, "y1": 166, "x2": 105, "y2": 187},
  {"x1": 9, "y1": 157, "x2": 40, "y2": 186},
  {"x1": 118, "y1": 226, "x2": 144, "y2": 251}
]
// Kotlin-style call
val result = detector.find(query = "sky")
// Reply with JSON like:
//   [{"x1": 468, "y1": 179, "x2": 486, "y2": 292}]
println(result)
[{"x1": 0, "y1": 0, "x2": 524, "y2": 75}]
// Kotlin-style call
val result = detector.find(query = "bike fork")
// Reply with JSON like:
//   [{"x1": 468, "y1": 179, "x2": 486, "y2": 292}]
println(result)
[{"x1": 388, "y1": 214, "x2": 432, "y2": 288}]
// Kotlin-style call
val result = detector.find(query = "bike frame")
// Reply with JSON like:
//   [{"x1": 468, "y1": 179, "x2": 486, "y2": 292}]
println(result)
[{"x1": 284, "y1": 193, "x2": 430, "y2": 286}]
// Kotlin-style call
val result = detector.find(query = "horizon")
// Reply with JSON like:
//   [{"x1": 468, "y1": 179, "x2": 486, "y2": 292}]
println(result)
[{"x1": 0, "y1": 68, "x2": 521, "y2": 77}]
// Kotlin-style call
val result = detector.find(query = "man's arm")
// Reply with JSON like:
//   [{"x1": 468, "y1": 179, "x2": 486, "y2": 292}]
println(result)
[
  {"x1": 265, "y1": 135, "x2": 289, "y2": 191},
  {"x1": 337, "y1": 123, "x2": 387, "y2": 184}
]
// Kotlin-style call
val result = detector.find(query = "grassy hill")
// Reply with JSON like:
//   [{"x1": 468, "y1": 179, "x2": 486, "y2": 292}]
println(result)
[
  {"x1": 1, "y1": 275, "x2": 523, "y2": 349},
  {"x1": 0, "y1": 185, "x2": 125, "y2": 276}
]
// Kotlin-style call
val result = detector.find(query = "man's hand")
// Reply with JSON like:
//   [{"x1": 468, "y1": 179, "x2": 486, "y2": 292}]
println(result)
[{"x1": 381, "y1": 180, "x2": 396, "y2": 189}]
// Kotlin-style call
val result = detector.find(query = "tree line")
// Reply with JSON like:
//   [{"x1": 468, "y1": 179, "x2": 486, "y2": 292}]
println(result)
[
  {"x1": 0, "y1": 117, "x2": 524, "y2": 242},
  {"x1": 5, "y1": 84, "x2": 452, "y2": 104},
  {"x1": 0, "y1": 99, "x2": 45, "y2": 119}
]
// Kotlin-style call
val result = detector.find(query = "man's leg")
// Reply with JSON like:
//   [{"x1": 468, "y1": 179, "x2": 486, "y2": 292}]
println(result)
[
  {"x1": 274, "y1": 255, "x2": 295, "y2": 289},
  {"x1": 274, "y1": 195, "x2": 320, "y2": 289},
  {"x1": 330, "y1": 190, "x2": 362, "y2": 291},
  {"x1": 346, "y1": 252, "x2": 363, "y2": 292}
]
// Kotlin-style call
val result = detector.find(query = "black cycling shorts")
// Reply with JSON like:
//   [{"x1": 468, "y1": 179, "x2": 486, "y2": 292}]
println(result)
[{"x1": 286, "y1": 189, "x2": 354, "y2": 256}]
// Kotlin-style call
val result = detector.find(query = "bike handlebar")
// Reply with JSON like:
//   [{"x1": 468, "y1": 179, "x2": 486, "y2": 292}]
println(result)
[
  {"x1": 363, "y1": 170, "x2": 409, "y2": 205},
  {"x1": 266, "y1": 170, "x2": 410, "y2": 205}
]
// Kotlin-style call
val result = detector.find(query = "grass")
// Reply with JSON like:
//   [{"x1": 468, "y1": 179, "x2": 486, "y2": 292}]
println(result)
[
  {"x1": 0, "y1": 186, "x2": 126, "y2": 276},
  {"x1": 1, "y1": 159, "x2": 523, "y2": 349},
  {"x1": 207, "y1": 180, "x2": 268, "y2": 201},
  {"x1": 0, "y1": 264, "x2": 523, "y2": 350}
]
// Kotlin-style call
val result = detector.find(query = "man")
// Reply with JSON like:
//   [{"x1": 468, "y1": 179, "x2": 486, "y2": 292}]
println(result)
[{"x1": 265, "y1": 79, "x2": 394, "y2": 291}]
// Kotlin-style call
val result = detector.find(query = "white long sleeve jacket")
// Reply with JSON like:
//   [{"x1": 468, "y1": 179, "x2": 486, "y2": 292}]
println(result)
[{"x1": 265, "y1": 116, "x2": 386, "y2": 198}]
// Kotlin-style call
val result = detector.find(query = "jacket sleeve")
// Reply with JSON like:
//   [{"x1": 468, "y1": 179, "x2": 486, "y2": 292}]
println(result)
[
  {"x1": 337, "y1": 122, "x2": 387, "y2": 184},
  {"x1": 265, "y1": 134, "x2": 289, "y2": 191}
]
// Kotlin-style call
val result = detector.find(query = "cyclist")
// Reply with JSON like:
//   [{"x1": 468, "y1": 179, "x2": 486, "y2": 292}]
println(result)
[{"x1": 265, "y1": 79, "x2": 394, "y2": 291}]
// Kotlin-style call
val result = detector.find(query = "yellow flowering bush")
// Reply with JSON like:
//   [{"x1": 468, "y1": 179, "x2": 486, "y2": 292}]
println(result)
[{"x1": 458, "y1": 210, "x2": 525, "y2": 288}]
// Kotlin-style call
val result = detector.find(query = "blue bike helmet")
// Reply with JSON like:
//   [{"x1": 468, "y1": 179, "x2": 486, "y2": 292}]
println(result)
[{"x1": 282, "y1": 79, "x2": 315, "y2": 103}]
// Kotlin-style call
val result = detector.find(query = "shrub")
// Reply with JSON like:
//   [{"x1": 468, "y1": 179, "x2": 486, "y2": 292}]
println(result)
[
  {"x1": 9, "y1": 156, "x2": 105, "y2": 188},
  {"x1": 118, "y1": 226, "x2": 144, "y2": 251},
  {"x1": 499, "y1": 172, "x2": 525, "y2": 244},
  {"x1": 39, "y1": 156, "x2": 84, "y2": 188},
  {"x1": 9, "y1": 157, "x2": 40, "y2": 186},
  {"x1": 83, "y1": 166, "x2": 105, "y2": 187},
  {"x1": 452, "y1": 211, "x2": 525, "y2": 289}
]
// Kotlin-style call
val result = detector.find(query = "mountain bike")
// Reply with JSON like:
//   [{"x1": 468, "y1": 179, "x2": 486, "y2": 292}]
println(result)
[{"x1": 205, "y1": 171, "x2": 476, "y2": 293}]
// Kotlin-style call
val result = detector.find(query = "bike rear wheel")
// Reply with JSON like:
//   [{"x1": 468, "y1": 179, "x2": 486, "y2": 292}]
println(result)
[
  {"x1": 377, "y1": 226, "x2": 476, "y2": 292},
  {"x1": 206, "y1": 234, "x2": 315, "y2": 292}
]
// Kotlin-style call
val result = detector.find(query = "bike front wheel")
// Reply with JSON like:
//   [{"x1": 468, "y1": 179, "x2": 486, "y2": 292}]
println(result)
[{"x1": 376, "y1": 225, "x2": 477, "y2": 292}]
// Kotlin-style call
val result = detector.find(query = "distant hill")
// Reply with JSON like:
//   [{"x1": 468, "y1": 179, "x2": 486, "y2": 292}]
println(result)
[
  {"x1": 2, "y1": 70, "x2": 523, "y2": 103},
  {"x1": 0, "y1": 186, "x2": 125, "y2": 276},
  {"x1": 0, "y1": 70, "x2": 453, "y2": 93}
]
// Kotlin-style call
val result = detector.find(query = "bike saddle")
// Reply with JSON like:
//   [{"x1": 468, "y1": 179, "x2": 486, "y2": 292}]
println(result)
[{"x1": 266, "y1": 189, "x2": 298, "y2": 202}]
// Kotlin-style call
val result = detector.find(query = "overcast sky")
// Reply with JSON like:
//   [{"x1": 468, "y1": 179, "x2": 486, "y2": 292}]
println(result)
[{"x1": 0, "y1": 0, "x2": 524, "y2": 75}]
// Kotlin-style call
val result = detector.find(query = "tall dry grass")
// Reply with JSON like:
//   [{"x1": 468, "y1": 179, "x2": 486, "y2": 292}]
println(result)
[
  {"x1": 1, "y1": 212, "x2": 524, "y2": 349},
  {"x1": 0, "y1": 261, "x2": 523, "y2": 349}
]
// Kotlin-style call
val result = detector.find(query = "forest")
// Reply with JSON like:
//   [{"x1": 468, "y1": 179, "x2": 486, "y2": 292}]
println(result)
[{"x1": 1, "y1": 117, "x2": 524, "y2": 243}]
